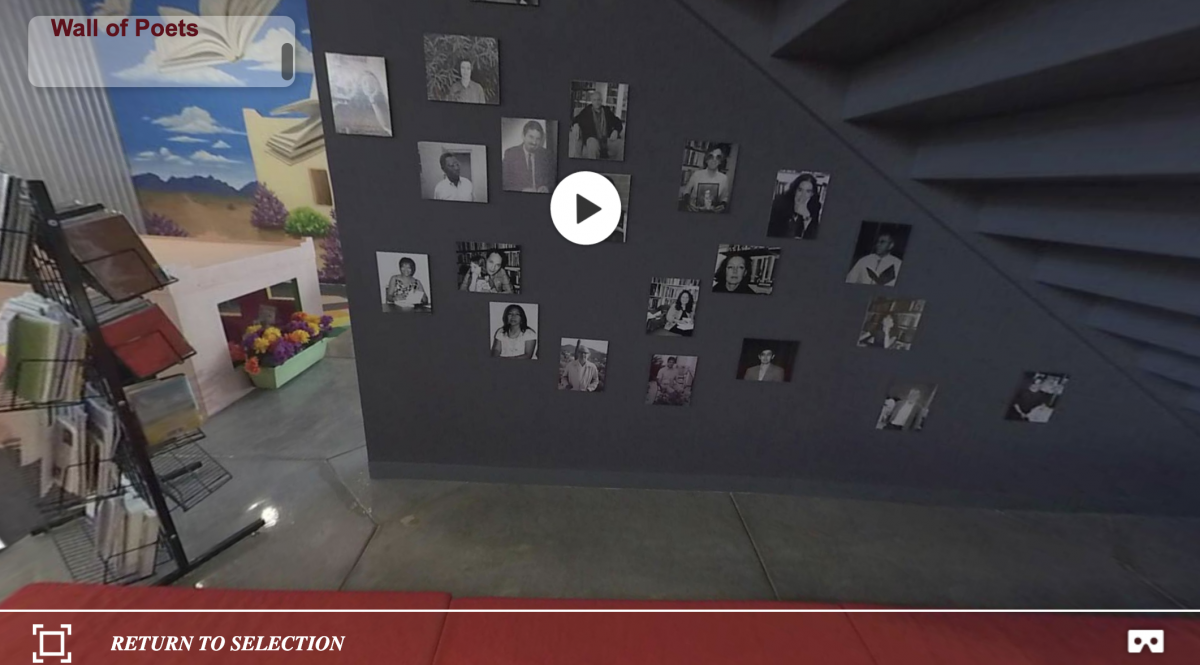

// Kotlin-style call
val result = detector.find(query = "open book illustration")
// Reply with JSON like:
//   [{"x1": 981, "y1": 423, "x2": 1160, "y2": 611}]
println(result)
[
  {"x1": 154, "y1": 0, "x2": 281, "y2": 71},
  {"x1": 266, "y1": 79, "x2": 324, "y2": 164}
]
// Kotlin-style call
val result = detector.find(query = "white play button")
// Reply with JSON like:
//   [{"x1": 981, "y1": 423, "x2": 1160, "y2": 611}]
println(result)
[{"x1": 551, "y1": 171, "x2": 622, "y2": 246}]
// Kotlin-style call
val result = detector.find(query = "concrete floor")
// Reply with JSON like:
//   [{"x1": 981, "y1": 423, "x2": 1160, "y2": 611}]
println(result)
[{"x1": 3, "y1": 334, "x2": 1200, "y2": 607}]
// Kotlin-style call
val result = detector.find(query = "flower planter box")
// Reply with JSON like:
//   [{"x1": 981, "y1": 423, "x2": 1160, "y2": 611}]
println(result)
[{"x1": 249, "y1": 339, "x2": 328, "y2": 390}]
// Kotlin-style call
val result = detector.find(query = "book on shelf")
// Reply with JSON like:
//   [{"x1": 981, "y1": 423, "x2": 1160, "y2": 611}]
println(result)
[
  {"x1": 94, "y1": 486, "x2": 160, "y2": 579},
  {"x1": 93, "y1": 295, "x2": 194, "y2": 379},
  {"x1": 0, "y1": 173, "x2": 35, "y2": 282},
  {"x1": 125, "y1": 374, "x2": 202, "y2": 447},
  {"x1": 0, "y1": 292, "x2": 88, "y2": 403},
  {"x1": 61, "y1": 211, "x2": 170, "y2": 301}
]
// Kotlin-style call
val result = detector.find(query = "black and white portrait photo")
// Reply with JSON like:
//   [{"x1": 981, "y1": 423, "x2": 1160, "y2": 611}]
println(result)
[
  {"x1": 1006, "y1": 372, "x2": 1069, "y2": 424},
  {"x1": 489, "y1": 302, "x2": 539, "y2": 360},
  {"x1": 736, "y1": 339, "x2": 799, "y2": 383},
  {"x1": 376, "y1": 252, "x2": 431, "y2": 314},
  {"x1": 558, "y1": 338, "x2": 608, "y2": 392},
  {"x1": 877, "y1": 383, "x2": 938, "y2": 432},
  {"x1": 857, "y1": 297, "x2": 925, "y2": 352},
  {"x1": 646, "y1": 355, "x2": 698, "y2": 407},
  {"x1": 679, "y1": 141, "x2": 739, "y2": 213},
  {"x1": 569, "y1": 81, "x2": 628, "y2": 161},
  {"x1": 418, "y1": 142, "x2": 489, "y2": 203},
  {"x1": 767, "y1": 170, "x2": 831, "y2": 239},
  {"x1": 501, "y1": 118, "x2": 557, "y2": 194},
  {"x1": 603, "y1": 173, "x2": 631, "y2": 243},
  {"x1": 712, "y1": 245, "x2": 780, "y2": 296},
  {"x1": 646, "y1": 278, "x2": 700, "y2": 337},
  {"x1": 325, "y1": 53, "x2": 392, "y2": 137},
  {"x1": 456, "y1": 242, "x2": 521, "y2": 294},
  {"x1": 424, "y1": 34, "x2": 500, "y2": 105},
  {"x1": 846, "y1": 221, "x2": 912, "y2": 287}
]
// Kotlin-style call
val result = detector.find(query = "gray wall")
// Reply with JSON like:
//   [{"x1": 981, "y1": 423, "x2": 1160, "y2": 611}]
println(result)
[
  {"x1": 0, "y1": 0, "x2": 142, "y2": 227},
  {"x1": 309, "y1": 0, "x2": 1200, "y2": 514}
]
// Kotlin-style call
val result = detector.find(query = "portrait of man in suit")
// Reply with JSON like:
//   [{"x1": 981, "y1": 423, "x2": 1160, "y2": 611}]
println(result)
[
  {"x1": 501, "y1": 118, "x2": 557, "y2": 193},
  {"x1": 736, "y1": 339, "x2": 799, "y2": 383}
]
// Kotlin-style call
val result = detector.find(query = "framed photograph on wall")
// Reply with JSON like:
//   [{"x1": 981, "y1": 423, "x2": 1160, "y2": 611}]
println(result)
[
  {"x1": 646, "y1": 278, "x2": 700, "y2": 337},
  {"x1": 646, "y1": 355, "x2": 698, "y2": 407},
  {"x1": 857, "y1": 297, "x2": 925, "y2": 351},
  {"x1": 877, "y1": 382, "x2": 937, "y2": 432},
  {"x1": 325, "y1": 53, "x2": 392, "y2": 137},
  {"x1": 376, "y1": 252, "x2": 432, "y2": 314},
  {"x1": 846, "y1": 221, "x2": 912, "y2": 287},
  {"x1": 736, "y1": 339, "x2": 799, "y2": 383},
  {"x1": 569, "y1": 80, "x2": 629, "y2": 161},
  {"x1": 417, "y1": 142, "x2": 489, "y2": 203},
  {"x1": 489, "y1": 302, "x2": 539, "y2": 359},
  {"x1": 602, "y1": 173, "x2": 631, "y2": 243},
  {"x1": 424, "y1": 34, "x2": 500, "y2": 105},
  {"x1": 501, "y1": 118, "x2": 558, "y2": 194},
  {"x1": 558, "y1": 338, "x2": 608, "y2": 392},
  {"x1": 1006, "y1": 372, "x2": 1069, "y2": 423},
  {"x1": 767, "y1": 170, "x2": 831, "y2": 239},
  {"x1": 679, "y1": 141, "x2": 738, "y2": 213},
  {"x1": 712, "y1": 244, "x2": 780, "y2": 295},
  {"x1": 456, "y1": 242, "x2": 521, "y2": 294}
]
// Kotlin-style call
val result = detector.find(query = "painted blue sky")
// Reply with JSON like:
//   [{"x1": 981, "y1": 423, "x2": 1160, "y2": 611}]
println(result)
[{"x1": 102, "y1": 0, "x2": 315, "y2": 189}]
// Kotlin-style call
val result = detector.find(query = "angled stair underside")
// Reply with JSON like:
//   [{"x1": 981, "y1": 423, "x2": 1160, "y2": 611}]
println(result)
[{"x1": 771, "y1": 0, "x2": 1200, "y2": 425}]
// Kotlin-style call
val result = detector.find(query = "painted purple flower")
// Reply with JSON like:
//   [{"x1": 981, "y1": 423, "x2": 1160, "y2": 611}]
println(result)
[
  {"x1": 270, "y1": 339, "x2": 298, "y2": 365},
  {"x1": 319, "y1": 315, "x2": 333, "y2": 331}
]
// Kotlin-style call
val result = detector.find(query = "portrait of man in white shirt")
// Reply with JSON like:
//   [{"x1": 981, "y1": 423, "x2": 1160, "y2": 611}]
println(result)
[
  {"x1": 419, "y1": 142, "x2": 489, "y2": 203},
  {"x1": 846, "y1": 222, "x2": 911, "y2": 287}
]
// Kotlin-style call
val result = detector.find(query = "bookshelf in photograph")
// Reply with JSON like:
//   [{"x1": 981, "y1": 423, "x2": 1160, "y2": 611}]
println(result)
[{"x1": 4, "y1": 176, "x2": 262, "y2": 585}]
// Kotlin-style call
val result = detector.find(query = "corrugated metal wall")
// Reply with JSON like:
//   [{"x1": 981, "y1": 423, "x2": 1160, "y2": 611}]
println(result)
[{"x1": 0, "y1": 0, "x2": 142, "y2": 228}]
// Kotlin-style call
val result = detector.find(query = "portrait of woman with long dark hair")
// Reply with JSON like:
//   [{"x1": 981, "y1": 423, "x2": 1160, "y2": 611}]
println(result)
[
  {"x1": 767, "y1": 170, "x2": 829, "y2": 239},
  {"x1": 489, "y1": 302, "x2": 539, "y2": 359}
]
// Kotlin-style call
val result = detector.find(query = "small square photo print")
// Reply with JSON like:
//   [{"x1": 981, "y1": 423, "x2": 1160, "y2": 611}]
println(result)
[
  {"x1": 325, "y1": 53, "x2": 392, "y2": 137},
  {"x1": 713, "y1": 244, "x2": 780, "y2": 295},
  {"x1": 418, "y1": 142, "x2": 488, "y2": 203},
  {"x1": 569, "y1": 81, "x2": 629, "y2": 161},
  {"x1": 502, "y1": 118, "x2": 558, "y2": 194},
  {"x1": 456, "y1": 242, "x2": 521, "y2": 294},
  {"x1": 603, "y1": 173, "x2": 631, "y2": 242},
  {"x1": 857, "y1": 297, "x2": 925, "y2": 351},
  {"x1": 767, "y1": 170, "x2": 831, "y2": 239},
  {"x1": 737, "y1": 339, "x2": 799, "y2": 383},
  {"x1": 877, "y1": 382, "x2": 938, "y2": 432},
  {"x1": 1006, "y1": 372, "x2": 1069, "y2": 423},
  {"x1": 646, "y1": 354, "x2": 698, "y2": 407},
  {"x1": 558, "y1": 338, "x2": 608, "y2": 392},
  {"x1": 646, "y1": 278, "x2": 700, "y2": 337},
  {"x1": 490, "y1": 302, "x2": 539, "y2": 359},
  {"x1": 424, "y1": 34, "x2": 500, "y2": 105},
  {"x1": 846, "y1": 221, "x2": 912, "y2": 287},
  {"x1": 377, "y1": 252, "x2": 432, "y2": 313},
  {"x1": 679, "y1": 141, "x2": 738, "y2": 213}
]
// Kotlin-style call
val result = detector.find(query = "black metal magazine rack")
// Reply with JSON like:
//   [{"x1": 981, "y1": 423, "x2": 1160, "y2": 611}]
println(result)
[{"x1": 4, "y1": 180, "x2": 262, "y2": 585}]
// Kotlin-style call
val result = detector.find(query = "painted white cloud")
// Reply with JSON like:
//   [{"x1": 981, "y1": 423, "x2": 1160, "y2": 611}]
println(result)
[
  {"x1": 211, "y1": 140, "x2": 232, "y2": 150},
  {"x1": 301, "y1": 29, "x2": 310, "y2": 35},
  {"x1": 135, "y1": 147, "x2": 193, "y2": 166},
  {"x1": 243, "y1": 27, "x2": 314, "y2": 74},
  {"x1": 167, "y1": 136, "x2": 208, "y2": 144},
  {"x1": 113, "y1": 52, "x2": 247, "y2": 87},
  {"x1": 190, "y1": 150, "x2": 241, "y2": 165},
  {"x1": 151, "y1": 106, "x2": 245, "y2": 135}
]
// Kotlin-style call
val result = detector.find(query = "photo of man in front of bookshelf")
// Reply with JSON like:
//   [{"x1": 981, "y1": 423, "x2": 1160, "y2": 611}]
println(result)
[
  {"x1": 569, "y1": 81, "x2": 628, "y2": 161},
  {"x1": 456, "y1": 242, "x2": 521, "y2": 294}
]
